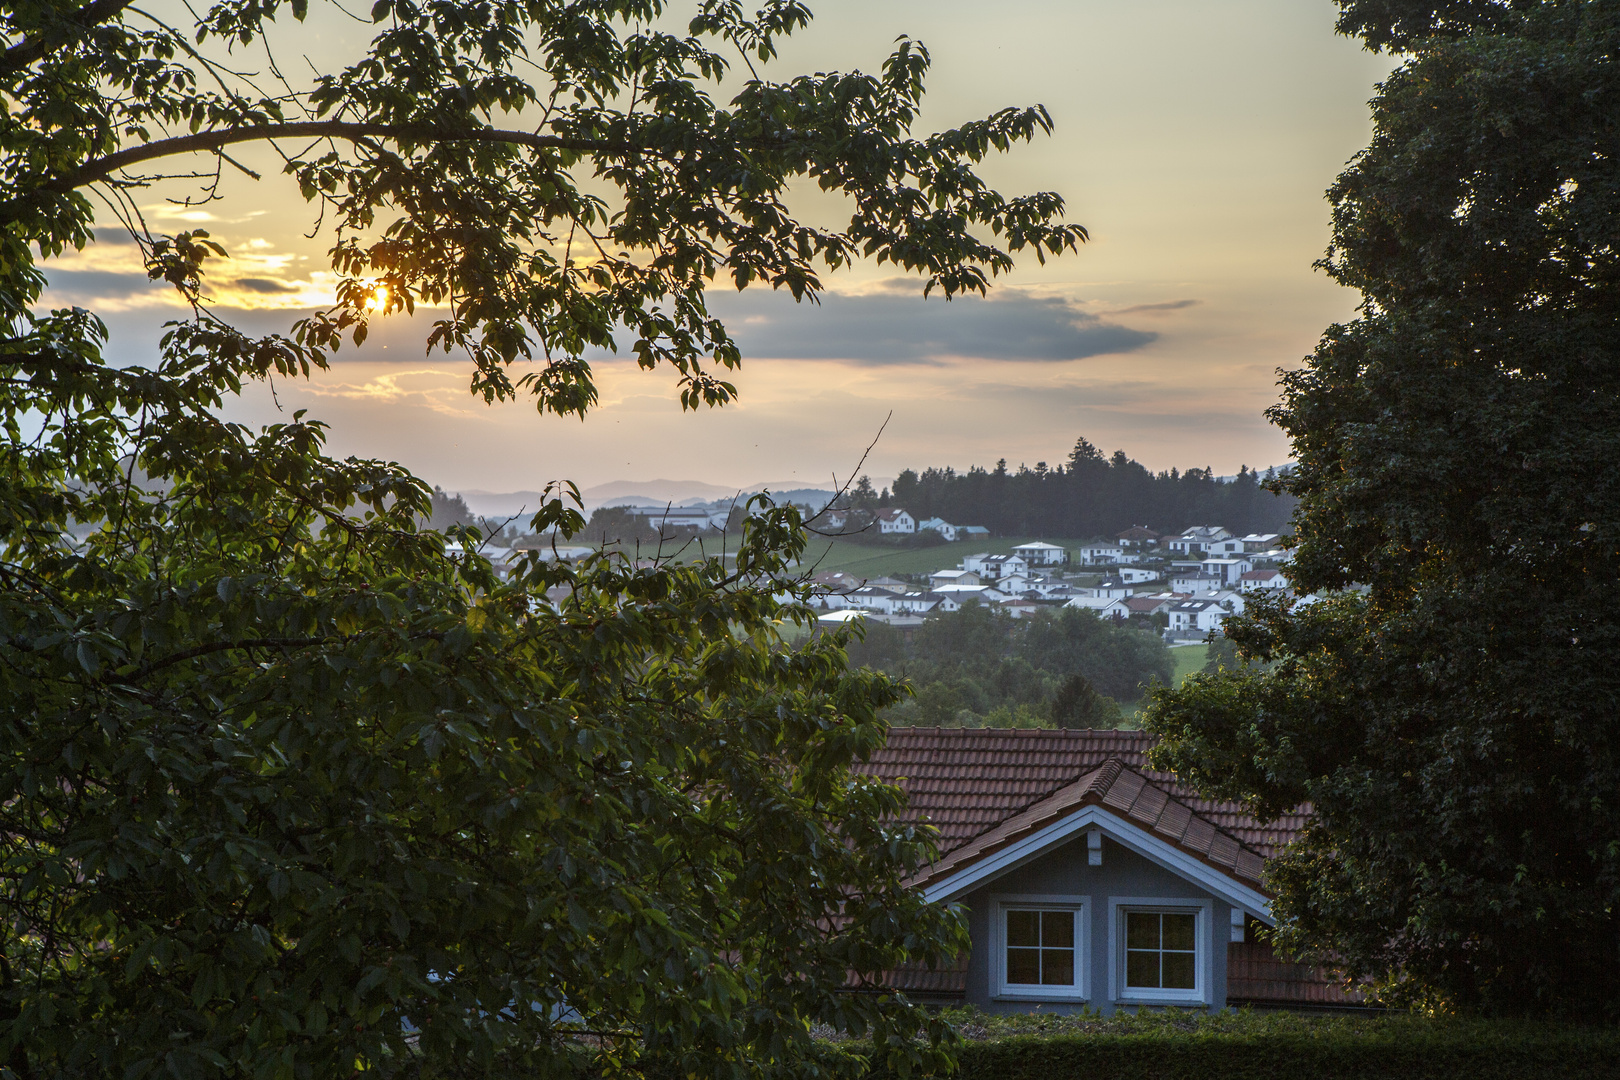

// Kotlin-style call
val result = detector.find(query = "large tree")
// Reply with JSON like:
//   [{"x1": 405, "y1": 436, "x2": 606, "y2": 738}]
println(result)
[
  {"x1": 0, "y1": 0, "x2": 1083, "y2": 1074},
  {"x1": 1147, "y1": 0, "x2": 1620, "y2": 1017}
]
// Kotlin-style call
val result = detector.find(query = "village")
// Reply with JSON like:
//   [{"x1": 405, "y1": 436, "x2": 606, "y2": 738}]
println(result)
[{"x1": 807, "y1": 513, "x2": 1295, "y2": 642}]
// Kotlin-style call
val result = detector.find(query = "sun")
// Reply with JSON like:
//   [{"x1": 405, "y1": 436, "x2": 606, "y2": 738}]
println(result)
[{"x1": 364, "y1": 284, "x2": 391, "y2": 313}]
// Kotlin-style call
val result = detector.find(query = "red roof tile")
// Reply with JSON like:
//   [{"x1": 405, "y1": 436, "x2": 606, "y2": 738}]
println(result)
[{"x1": 862, "y1": 728, "x2": 1309, "y2": 885}]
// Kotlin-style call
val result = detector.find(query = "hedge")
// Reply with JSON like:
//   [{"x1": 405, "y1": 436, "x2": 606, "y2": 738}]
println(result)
[{"x1": 856, "y1": 1012, "x2": 1620, "y2": 1080}]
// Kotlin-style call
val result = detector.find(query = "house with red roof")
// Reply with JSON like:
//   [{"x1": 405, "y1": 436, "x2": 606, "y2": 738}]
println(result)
[
  {"x1": 860, "y1": 728, "x2": 1355, "y2": 1013},
  {"x1": 874, "y1": 508, "x2": 916, "y2": 534}
]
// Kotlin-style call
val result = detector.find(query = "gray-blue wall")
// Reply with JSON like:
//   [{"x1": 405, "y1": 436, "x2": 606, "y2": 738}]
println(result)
[{"x1": 956, "y1": 835, "x2": 1231, "y2": 1015}]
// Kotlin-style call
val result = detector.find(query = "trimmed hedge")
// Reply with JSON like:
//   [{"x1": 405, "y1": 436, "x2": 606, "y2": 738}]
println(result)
[
  {"x1": 857, "y1": 1013, "x2": 1620, "y2": 1080},
  {"x1": 937, "y1": 1030, "x2": 1620, "y2": 1080}
]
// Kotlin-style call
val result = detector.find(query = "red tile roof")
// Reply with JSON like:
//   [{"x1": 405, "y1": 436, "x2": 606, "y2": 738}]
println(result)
[{"x1": 861, "y1": 727, "x2": 1308, "y2": 875}]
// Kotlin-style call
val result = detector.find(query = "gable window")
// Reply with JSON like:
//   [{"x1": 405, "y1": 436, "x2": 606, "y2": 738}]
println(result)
[
  {"x1": 1126, "y1": 911, "x2": 1196, "y2": 990},
  {"x1": 1111, "y1": 899, "x2": 1210, "y2": 1004},
  {"x1": 990, "y1": 895, "x2": 1088, "y2": 1000}
]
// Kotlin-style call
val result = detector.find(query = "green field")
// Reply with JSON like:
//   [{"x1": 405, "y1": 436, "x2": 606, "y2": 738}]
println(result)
[
  {"x1": 1169, "y1": 642, "x2": 1210, "y2": 685},
  {"x1": 1116, "y1": 643, "x2": 1208, "y2": 725}
]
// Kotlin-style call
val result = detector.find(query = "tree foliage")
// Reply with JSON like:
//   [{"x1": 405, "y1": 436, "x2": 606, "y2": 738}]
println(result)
[
  {"x1": 889, "y1": 440, "x2": 1294, "y2": 539},
  {"x1": 849, "y1": 604, "x2": 1168, "y2": 727},
  {"x1": 0, "y1": 0, "x2": 1087, "y2": 1073},
  {"x1": 1147, "y1": 0, "x2": 1620, "y2": 1018}
]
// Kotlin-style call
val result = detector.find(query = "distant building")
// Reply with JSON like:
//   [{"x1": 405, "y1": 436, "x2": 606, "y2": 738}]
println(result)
[
  {"x1": 1239, "y1": 568, "x2": 1289, "y2": 592},
  {"x1": 1168, "y1": 598, "x2": 1226, "y2": 635},
  {"x1": 918, "y1": 516, "x2": 960, "y2": 541},
  {"x1": 624, "y1": 505, "x2": 729, "y2": 531},
  {"x1": 1078, "y1": 543, "x2": 1124, "y2": 566},
  {"x1": 1064, "y1": 595, "x2": 1130, "y2": 619},
  {"x1": 1200, "y1": 557, "x2": 1254, "y2": 586},
  {"x1": 930, "y1": 568, "x2": 982, "y2": 588},
  {"x1": 1122, "y1": 594, "x2": 1175, "y2": 619},
  {"x1": 1012, "y1": 541, "x2": 1069, "y2": 566},
  {"x1": 1116, "y1": 525, "x2": 1161, "y2": 550},
  {"x1": 1166, "y1": 526, "x2": 1233, "y2": 557},
  {"x1": 1170, "y1": 570, "x2": 1224, "y2": 593},
  {"x1": 959, "y1": 525, "x2": 991, "y2": 539},
  {"x1": 874, "y1": 508, "x2": 916, "y2": 534}
]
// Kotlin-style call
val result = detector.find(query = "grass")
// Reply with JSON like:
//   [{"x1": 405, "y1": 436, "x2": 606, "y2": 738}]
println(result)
[
  {"x1": 1169, "y1": 642, "x2": 1210, "y2": 684},
  {"x1": 1115, "y1": 642, "x2": 1207, "y2": 726}
]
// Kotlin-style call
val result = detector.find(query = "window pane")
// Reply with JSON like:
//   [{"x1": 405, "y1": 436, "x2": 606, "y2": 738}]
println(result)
[
  {"x1": 1007, "y1": 910, "x2": 1039, "y2": 948},
  {"x1": 1042, "y1": 910, "x2": 1074, "y2": 948},
  {"x1": 1007, "y1": 947, "x2": 1040, "y2": 984},
  {"x1": 1162, "y1": 950, "x2": 1196, "y2": 990},
  {"x1": 1041, "y1": 948, "x2": 1074, "y2": 985},
  {"x1": 1126, "y1": 911, "x2": 1160, "y2": 950},
  {"x1": 1162, "y1": 912, "x2": 1197, "y2": 951},
  {"x1": 1125, "y1": 949, "x2": 1159, "y2": 988}
]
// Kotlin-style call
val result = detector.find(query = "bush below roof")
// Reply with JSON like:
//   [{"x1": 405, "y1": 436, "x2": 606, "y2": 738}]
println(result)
[{"x1": 850, "y1": 1009, "x2": 1620, "y2": 1080}]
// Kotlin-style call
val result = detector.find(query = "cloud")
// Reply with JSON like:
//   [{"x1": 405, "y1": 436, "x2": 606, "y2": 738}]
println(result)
[
  {"x1": 1115, "y1": 298, "x2": 1201, "y2": 315},
  {"x1": 235, "y1": 277, "x2": 300, "y2": 294},
  {"x1": 702, "y1": 281, "x2": 1156, "y2": 364}
]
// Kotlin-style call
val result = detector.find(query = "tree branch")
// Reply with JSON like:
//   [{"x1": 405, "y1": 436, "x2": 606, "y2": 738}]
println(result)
[
  {"x1": 121, "y1": 630, "x2": 443, "y2": 682},
  {"x1": 3, "y1": 0, "x2": 138, "y2": 74},
  {"x1": 47, "y1": 121, "x2": 638, "y2": 194}
]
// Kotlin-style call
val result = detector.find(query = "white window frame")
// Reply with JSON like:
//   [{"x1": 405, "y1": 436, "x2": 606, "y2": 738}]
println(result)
[
  {"x1": 1109, "y1": 897, "x2": 1212, "y2": 1006},
  {"x1": 988, "y1": 893, "x2": 1090, "y2": 1002}
]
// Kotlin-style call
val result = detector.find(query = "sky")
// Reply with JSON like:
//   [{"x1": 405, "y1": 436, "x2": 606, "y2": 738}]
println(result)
[{"x1": 39, "y1": 0, "x2": 1395, "y2": 496}]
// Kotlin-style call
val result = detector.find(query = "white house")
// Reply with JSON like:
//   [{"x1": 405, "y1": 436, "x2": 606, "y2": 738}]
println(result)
[
  {"x1": 1012, "y1": 541, "x2": 1069, "y2": 567},
  {"x1": 918, "y1": 517, "x2": 960, "y2": 541},
  {"x1": 1241, "y1": 533, "x2": 1281, "y2": 553},
  {"x1": 1115, "y1": 525, "x2": 1161, "y2": 550},
  {"x1": 1199, "y1": 558, "x2": 1253, "y2": 586},
  {"x1": 1064, "y1": 595, "x2": 1130, "y2": 619},
  {"x1": 1078, "y1": 543, "x2": 1124, "y2": 566},
  {"x1": 932, "y1": 585, "x2": 1015, "y2": 612},
  {"x1": 1119, "y1": 566, "x2": 1161, "y2": 585},
  {"x1": 963, "y1": 553, "x2": 1029, "y2": 580},
  {"x1": 625, "y1": 505, "x2": 727, "y2": 531},
  {"x1": 1122, "y1": 594, "x2": 1175, "y2": 619},
  {"x1": 875, "y1": 508, "x2": 916, "y2": 534},
  {"x1": 842, "y1": 586, "x2": 903, "y2": 613},
  {"x1": 1167, "y1": 598, "x2": 1227, "y2": 635},
  {"x1": 1166, "y1": 527, "x2": 1232, "y2": 557},
  {"x1": 1200, "y1": 589, "x2": 1247, "y2": 616},
  {"x1": 1238, "y1": 568, "x2": 1289, "y2": 592},
  {"x1": 890, "y1": 591, "x2": 943, "y2": 615},
  {"x1": 930, "y1": 569, "x2": 982, "y2": 588},
  {"x1": 1086, "y1": 579, "x2": 1132, "y2": 599},
  {"x1": 1170, "y1": 571, "x2": 1224, "y2": 593}
]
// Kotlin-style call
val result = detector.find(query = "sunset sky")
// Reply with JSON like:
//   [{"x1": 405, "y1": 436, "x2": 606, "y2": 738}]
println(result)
[{"x1": 40, "y1": 0, "x2": 1395, "y2": 496}]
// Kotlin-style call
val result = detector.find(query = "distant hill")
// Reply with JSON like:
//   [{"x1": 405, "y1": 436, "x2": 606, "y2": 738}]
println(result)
[
  {"x1": 582, "y1": 479, "x2": 740, "y2": 504},
  {"x1": 459, "y1": 480, "x2": 838, "y2": 520}
]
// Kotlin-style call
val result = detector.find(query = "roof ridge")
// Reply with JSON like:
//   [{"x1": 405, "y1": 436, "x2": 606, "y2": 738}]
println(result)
[
  {"x1": 935, "y1": 757, "x2": 1121, "y2": 856},
  {"x1": 1101, "y1": 758, "x2": 1266, "y2": 860}
]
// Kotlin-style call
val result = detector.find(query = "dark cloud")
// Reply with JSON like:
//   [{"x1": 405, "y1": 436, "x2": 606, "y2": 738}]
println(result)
[
  {"x1": 703, "y1": 284, "x2": 1156, "y2": 364},
  {"x1": 236, "y1": 277, "x2": 300, "y2": 293},
  {"x1": 41, "y1": 269, "x2": 161, "y2": 302},
  {"x1": 1114, "y1": 299, "x2": 1201, "y2": 315},
  {"x1": 45, "y1": 276, "x2": 1160, "y2": 369}
]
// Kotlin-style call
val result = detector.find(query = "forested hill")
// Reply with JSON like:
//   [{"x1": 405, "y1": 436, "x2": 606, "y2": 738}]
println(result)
[{"x1": 889, "y1": 438, "x2": 1296, "y2": 538}]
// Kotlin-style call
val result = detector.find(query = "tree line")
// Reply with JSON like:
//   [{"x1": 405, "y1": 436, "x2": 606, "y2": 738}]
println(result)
[
  {"x1": 846, "y1": 603, "x2": 1173, "y2": 728},
  {"x1": 883, "y1": 438, "x2": 1295, "y2": 539}
]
